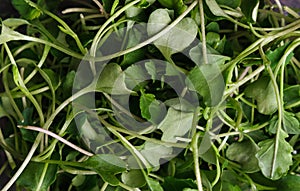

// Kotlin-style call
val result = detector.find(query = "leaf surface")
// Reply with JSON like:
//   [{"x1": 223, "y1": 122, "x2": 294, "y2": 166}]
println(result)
[
  {"x1": 158, "y1": 108, "x2": 194, "y2": 143},
  {"x1": 256, "y1": 130, "x2": 293, "y2": 180},
  {"x1": 244, "y1": 76, "x2": 278, "y2": 115},
  {"x1": 84, "y1": 154, "x2": 127, "y2": 185}
]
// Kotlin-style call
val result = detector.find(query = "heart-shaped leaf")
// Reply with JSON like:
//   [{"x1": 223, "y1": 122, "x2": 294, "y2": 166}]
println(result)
[{"x1": 147, "y1": 9, "x2": 198, "y2": 60}]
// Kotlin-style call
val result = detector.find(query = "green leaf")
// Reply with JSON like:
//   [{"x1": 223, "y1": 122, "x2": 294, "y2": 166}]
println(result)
[
  {"x1": 216, "y1": 0, "x2": 240, "y2": 9},
  {"x1": 205, "y1": 0, "x2": 228, "y2": 18},
  {"x1": 78, "y1": 115, "x2": 99, "y2": 140},
  {"x1": 240, "y1": 0, "x2": 259, "y2": 22},
  {"x1": 0, "y1": 24, "x2": 28, "y2": 44},
  {"x1": 140, "y1": 93, "x2": 166, "y2": 124},
  {"x1": 157, "y1": 0, "x2": 187, "y2": 15},
  {"x1": 283, "y1": 85, "x2": 300, "y2": 107},
  {"x1": 61, "y1": 70, "x2": 75, "y2": 99},
  {"x1": 120, "y1": 23, "x2": 146, "y2": 67},
  {"x1": 96, "y1": 63, "x2": 133, "y2": 94},
  {"x1": 187, "y1": 63, "x2": 225, "y2": 106},
  {"x1": 268, "y1": 111, "x2": 300, "y2": 134},
  {"x1": 121, "y1": 170, "x2": 146, "y2": 188},
  {"x1": 124, "y1": 64, "x2": 149, "y2": 90},
  {"x1": 102, "y1": 0, "x2": 114, "y2": 12},
  {"x1": 158, "y1": 108, "x2": 194, "y2": 143},
  {"x1": 12, "y1": 0, "x2": 42, "y2": 20},
  {"x1": 146, "y1": 177, "x2": 164, "y2": 191},
  {"x1": 256, "y1": 130, "x2": 293, "y2": 180},
  {"x1": 83, "y1": 154, "x2": 127, "y2": 186},
  {"x1": 17, "y1": 162, "x2": 57, "y2": 191},
  {"x1": 220, "y1": 170, "x2": 247, "y2": 190},
  {"x1": 266, "y1": 43, "x2": 294, "y2": 70},
  {"x1": 147, "y1": 9, "x2": 198, "y2": 60},
  {"x1": 189, "y1": 42, "x2": 230, "y2": 66},
  {"x1": 43, "y1": 69, "x2": 60, "y2": 90},
  {"x1": 140, "y1": 141, "x2": 173, "y2": 168},
  {"x1": 164, "y1": 98, "x2": 196, "y2": 112},
  {"x1": 162, "y1": 177, "x2": 197, "y2": 191},
  {"x1": 276, "y1": 174, "x2": 300, "y2": 191},
  {"x1": 145, "y1": 61, "x2": 156, "y2": 82},
  {"x1": 0, "y1": 97, "x2": 17, "y2": 119},
  {"x1": 244, "y1": 76, "x2": 278, "y2": 115},
  {"x1": 72, "y1": 175, "x2": 86, "y2": 187},
  {"x1": 2, "y1": 18, "x2": 30, "y2": 28},
  {"x1": 226, "y1": 140, "x2": 260, "y2": 173}
]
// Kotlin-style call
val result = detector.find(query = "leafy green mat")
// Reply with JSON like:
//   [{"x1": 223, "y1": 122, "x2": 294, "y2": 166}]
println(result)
[{"x1": 1, "y1": 0, "x2": 300, "y2": 190}]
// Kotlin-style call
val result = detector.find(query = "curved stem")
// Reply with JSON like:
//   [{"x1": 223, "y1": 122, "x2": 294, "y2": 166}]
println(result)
[
  {"x1": 19, "y1": 125, "x2": 93, "y2": 156},
  {"x1": 1, "y1": 85, "x2": 93, "y2": 191},
  {"x1": 191, "y1": 132, "x2": 203, "y2": 191},
  {"x1": 92, "y1": 1, "x2": 198, "y2": 62}
]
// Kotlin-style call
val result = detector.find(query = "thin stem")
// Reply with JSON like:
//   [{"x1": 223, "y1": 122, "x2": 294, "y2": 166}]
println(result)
[
  {"x1": 62, "y1": 8, "x2": 100, "y2": 14},
  {"x1": 36, "y1": 163, "x2": 49, "y2": 191},
  {"x1": 19, "y1": 125, "x2": 93, "y2": 156},
  {"x1": 1, "y1": 85, "x2": 93, "y2": 191},
  {"x1": 191, "y1": 132, "x2": 203, "y2": 191},
  {"x1": 4, "y1": 43, "x2": 45, "y2": 126},
  {"x1": 199, "y1": 0, "x2": 208, "y2": 65},
  {"x1": 224, "y1": 65, "x2": 265, "y2": 96},
  {"x1": 91, "y1": 0, "x2": 198, "y2": 62},
  {"x1": 100, "y1": 182, "x2": 109, "y2": 191},
  {"x1": 266, "y1": 65, "x2": 282, "y2": 178},
  {"x1": 90, "y1": 0, "x2": 141, "y2": 56},
  {"x1": 99, "y1": 117, "x2": 187, "y2": 148}
]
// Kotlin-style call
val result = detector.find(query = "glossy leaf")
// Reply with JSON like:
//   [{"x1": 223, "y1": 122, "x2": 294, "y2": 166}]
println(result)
[
  {"x1": 16, "y1": 162, "x2": 57, "y2": 191},
  {"x1": 268, "y1": 111, "x2": 300, "y2": 134},
  {"x1": 240, "y1": 0, "x2": 259, "y2": 22},
  {"x1": 256, "y1": 130, "x2": 293, "y2": 180},
  {"x1": 244, "y1": 76, "x2": 278, "y2": 115},
  {"x1": 277, "y1": 174, "x2": 300, "y2": 191},
  {"x1": 226, "y1": 140, "x2": 260, "y2": 173}
]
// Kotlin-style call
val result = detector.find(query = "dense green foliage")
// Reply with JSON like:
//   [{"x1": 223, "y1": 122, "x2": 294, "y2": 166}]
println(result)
[{"x1": 1, "y1": 0, "x2": 300, "y2": 190}]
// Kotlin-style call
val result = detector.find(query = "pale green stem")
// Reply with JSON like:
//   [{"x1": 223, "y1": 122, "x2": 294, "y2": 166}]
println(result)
[
  {"x1": 199, "y1": 0, "x2": 208, "y2": 64},
  {"x1": 191, "y1": 132, "x2": 203, "y2": 191},
  {"x1": 1, "y1": 85, "x2": 93, "y2": 191},
  {"x1": 19, "y1": 125, "x2": 93, "y2": 156},
  {"x1": 91, "y1": 1, "x2": 198, "y2": 62}
]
